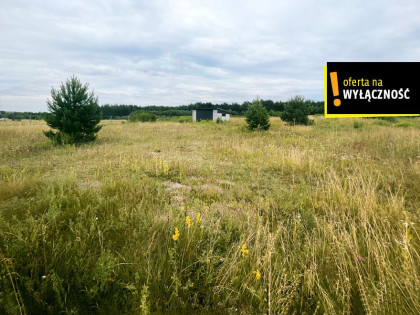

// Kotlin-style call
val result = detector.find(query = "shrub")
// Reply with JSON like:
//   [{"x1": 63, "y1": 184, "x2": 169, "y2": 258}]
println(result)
[
  {"x1": 353, "y1": 121, "x2": 364, "y2": 129},
  {"x1": 245, "y1": 100, "x2": 271, "y2": 131},
  {"x1": 43, "y1": 76, "x2": 102, "y2": 144},
  {"x1": 128, "y1": 111, "x2": 157, "y2": 122},
  {"x1": 280, "y1": 95, "x2": 311, "y2": 125}
]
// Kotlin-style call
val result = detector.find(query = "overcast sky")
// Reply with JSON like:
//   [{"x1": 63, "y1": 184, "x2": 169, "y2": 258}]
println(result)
[{"x1": 1, "y1": 0, "x2": 419, "y2": 112}]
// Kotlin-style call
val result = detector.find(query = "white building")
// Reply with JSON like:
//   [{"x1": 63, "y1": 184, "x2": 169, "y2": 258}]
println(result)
[{"x1": 192, "y1": 108, "x2": 230, "y2": 122}]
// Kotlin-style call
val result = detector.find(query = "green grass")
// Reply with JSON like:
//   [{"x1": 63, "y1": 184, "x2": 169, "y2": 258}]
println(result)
[{"x1": 1, "y1": 117, "x2": 419, "y2": 314}]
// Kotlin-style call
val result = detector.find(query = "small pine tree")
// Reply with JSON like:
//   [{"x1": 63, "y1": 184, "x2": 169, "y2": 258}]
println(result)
[
  {"x1": 280, "y1": 95, "x2": 311, "y2": 125},
  {"x1": 43, "y1": 76, "x2": 102, "y2": 144},
  {"x1": 245, "y1": 100, "x2": 271, "y2": 131}
]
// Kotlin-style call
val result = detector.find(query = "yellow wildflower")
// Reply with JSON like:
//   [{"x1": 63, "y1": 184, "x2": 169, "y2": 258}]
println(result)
[
  {"x1": 241, "y1": 244, "x2": 249, "y2": 256},
  {"x1": 196, "y1": 212, "x2": 201, "y2": 224},
  {"x1": 255, "y1": 269, "x2": 261, "y2": 280},
  {"x1": 345, "y1": 277, "x2": 350, "y2": 282},
  {"x1": 172, "y1": 227, "x2": 180, "y2": 241},
  {"x1": 185, "y1": 216, "x2": 192, "y2": 228}
]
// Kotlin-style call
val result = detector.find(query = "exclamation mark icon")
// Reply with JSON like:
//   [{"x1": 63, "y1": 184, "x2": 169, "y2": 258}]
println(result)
[{"x1": 330, "y1": 72, "x2": 341, "y2": 106}]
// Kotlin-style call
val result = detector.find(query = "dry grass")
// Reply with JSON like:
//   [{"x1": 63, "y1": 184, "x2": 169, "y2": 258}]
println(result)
[{"x1": 0, "y1": 117, "x2": 419, "y2": 314}]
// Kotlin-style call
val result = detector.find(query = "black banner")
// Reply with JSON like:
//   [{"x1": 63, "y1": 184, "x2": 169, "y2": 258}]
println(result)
[{"x1": 325, "y1": 62, "x2": 420, "y2": 117}]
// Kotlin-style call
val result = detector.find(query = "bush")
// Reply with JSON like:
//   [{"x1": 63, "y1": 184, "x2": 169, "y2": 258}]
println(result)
[
  {"x1": 280, "y1": 95, "x2": 311, "y2": 125},
  {"x1": 245, "y1": 100, "x2": 270, "y2": 131},
  {"x1": 128, "y1": 111, "x2": 157, "y2": 122},
  {"x1": 43, "y1": 76, "x2": 102, "y2": 144},
  {"x1": 353, "y1": 121, "x2": 364, "y2": 129}
]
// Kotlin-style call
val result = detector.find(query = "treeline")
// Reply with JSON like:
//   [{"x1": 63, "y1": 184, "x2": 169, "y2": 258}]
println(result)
[
  {"x1": 0, "y1": 111, "x2": 45, "y2": 120},
  {"x1": 100, "y1": 99, "x2": 324, "y2": 119},
  {"x1": 1, "y1": 99, "x2": 324, "y2": 120}
]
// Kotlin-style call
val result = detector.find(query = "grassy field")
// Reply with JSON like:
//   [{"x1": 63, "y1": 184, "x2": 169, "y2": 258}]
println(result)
[{"x1": 1, "y1": 117, "x2": 419, "y2": 314}]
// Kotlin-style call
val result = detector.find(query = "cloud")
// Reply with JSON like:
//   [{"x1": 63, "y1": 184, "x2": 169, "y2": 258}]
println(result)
[{"x1": 1, "y1": 0, "x2": 419, "y2": 112}]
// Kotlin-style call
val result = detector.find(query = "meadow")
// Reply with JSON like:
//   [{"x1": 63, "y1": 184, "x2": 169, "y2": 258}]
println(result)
[{"x1": 1, "y1": 117, "x2": 419, "y2": 314}]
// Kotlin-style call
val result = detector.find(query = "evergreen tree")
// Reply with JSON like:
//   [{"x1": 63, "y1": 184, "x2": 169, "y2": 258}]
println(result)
[
  {"x1": 280, "y1": 95, "x2": 311, "y2": 125},
  {"x1": 245, "y1": 99, "x2": 271, "y2": 131},
  {"x1": 44, "y1": 76, "x2": 102, "y2": 144}
]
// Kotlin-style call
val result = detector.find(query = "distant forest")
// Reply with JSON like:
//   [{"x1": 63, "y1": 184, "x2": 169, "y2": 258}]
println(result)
[{"x1": 0, "y1": 99, "x2": 324, "y2": 120}]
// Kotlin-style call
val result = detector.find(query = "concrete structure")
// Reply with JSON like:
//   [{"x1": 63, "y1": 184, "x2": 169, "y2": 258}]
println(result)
[{"x1": 192, "y1": 108, "x2": 230, "y2": 122}]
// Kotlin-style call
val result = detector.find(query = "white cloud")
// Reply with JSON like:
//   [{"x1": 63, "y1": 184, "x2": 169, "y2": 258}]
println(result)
[{"x1": 1, "y1": 0, "x2": 419, "y2": 111}]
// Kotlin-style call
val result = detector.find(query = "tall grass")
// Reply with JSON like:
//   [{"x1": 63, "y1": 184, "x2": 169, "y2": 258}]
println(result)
[{"x1": 0, "y1": 117, "x2": 419, "y2": 314}]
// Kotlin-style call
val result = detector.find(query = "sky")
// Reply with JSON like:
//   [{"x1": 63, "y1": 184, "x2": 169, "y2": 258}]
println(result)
[{"x1": 1, "y1": 0, "x2": 419, "y2": 112}]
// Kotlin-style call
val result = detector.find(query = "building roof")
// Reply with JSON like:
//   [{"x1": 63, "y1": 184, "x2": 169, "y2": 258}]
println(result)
[{"x1": 194, "y1": 108, "x2": 230, "y2": 114}]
